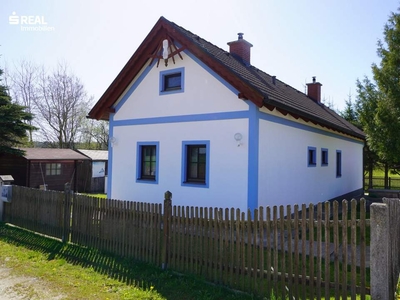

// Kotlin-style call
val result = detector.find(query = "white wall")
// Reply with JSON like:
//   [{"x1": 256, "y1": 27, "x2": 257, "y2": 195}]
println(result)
[
  {"x1": 110, "y1": 119, "x2": 249, "y2": 211},
  {"x1": 258, "y1": 110, "x2": 364, "y2": 208},
  {"x1": 114, "y1": 51, "x2": 249, "y2": 121}
]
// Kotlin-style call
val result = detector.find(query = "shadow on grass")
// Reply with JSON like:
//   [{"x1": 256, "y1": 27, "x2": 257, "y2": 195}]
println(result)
[{"x1": 0, "y1": 223, "x2": 256, "y2": 300}]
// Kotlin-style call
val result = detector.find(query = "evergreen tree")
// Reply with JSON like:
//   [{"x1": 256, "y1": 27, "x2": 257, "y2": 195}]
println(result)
[
  {"x1": 356, "y1": 8, "x2": 400, "y2": 183},
  {"x1": 0, "y1": 68, "x2": 36, "y2": 156}
]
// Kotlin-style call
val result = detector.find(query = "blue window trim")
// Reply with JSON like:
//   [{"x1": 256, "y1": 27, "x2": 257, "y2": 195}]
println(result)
[
  {"x1": 336, "y1": 150, "x2": 342, "y2": 178},
  {"x1": 321, "y1": 148, "x2": 329, "y2": 166},
  {"x1": 181, "y1": 140, "x2": 210, "y2": 188},
  {"x1": 136, "y1": 141, "x2": 160, "y2": 184},
  {"x1": 159, "y1": 67, "x2": 185, "y2": 95},
  {"x1": 308, "y1": 146, "x2": 317, "y2": 167}
]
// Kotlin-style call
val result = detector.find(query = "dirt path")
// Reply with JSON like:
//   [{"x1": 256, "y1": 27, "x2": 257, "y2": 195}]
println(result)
[{"x1": 0, "y1": 266, "x2": 65, "y2": 300}]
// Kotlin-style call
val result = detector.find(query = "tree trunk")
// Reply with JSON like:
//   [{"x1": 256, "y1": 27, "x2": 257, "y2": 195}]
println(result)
[{"x1": 384, "y1": 162, "x2": 389, "y2": 189}]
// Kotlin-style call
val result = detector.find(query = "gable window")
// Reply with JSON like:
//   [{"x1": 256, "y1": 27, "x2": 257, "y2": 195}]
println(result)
[
  {"x1": 136, "y1": 142, "x2": 159, "y2": 184},
  {"x1": 159, "y1": 67, "x2": 185, "y2": 95},
  {"x1": 307, "y1": 146, "x2": 316, "y2": 167},
  {"x1": 321, "y1": 148, "x2": 328, "y2": 166},
  {"x1": 336, "y1": 150, "x2": 342, "y2": 177},
  {"x1": 181, "y1": 141, "x2": 210, "y2": 188},
  {"x1": 46, "y1": 163, "x2": 61, "y2": 176}
]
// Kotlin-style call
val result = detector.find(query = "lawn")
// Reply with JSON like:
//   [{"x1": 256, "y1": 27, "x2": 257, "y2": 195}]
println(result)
[{"x1": 0, "y1": 223, "x2": 257, "y2": 300}]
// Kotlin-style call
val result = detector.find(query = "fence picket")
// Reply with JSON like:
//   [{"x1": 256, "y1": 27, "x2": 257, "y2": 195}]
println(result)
[
  {"x1": 293, "y1": 204, "x2": 300, "y2": 300},
  {"x1": 324, "y1": 201, "x2": 331, "y2": 299},
  {"x1": 316, "y1": 203, "x2": 322, "y2": 300},
  {"x1": 342, "y1": 200, "x2": 348, "y2": 300},
  {"x1": 351, "y1": 199, "x2": 357, "y2": 300},
  {"x1": 333, "y1": 201, "x2": 340, "y2": 299}
]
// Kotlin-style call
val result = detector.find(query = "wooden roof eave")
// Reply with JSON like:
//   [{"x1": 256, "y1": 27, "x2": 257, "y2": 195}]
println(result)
[{"x1": 263, "y1": 97, "x2": 365, "y2": 141}]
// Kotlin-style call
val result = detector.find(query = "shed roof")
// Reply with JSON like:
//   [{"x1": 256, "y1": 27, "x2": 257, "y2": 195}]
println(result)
[
  {"x1": 76, "y1": 149, "x2": 108, "y2": 161},
  {"x1": 19, "y1": 148, "x2": 89, "y2": 161}
]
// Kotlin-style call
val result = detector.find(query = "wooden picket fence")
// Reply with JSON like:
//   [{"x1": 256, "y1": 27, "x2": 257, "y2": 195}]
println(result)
[{"x1": 3, "y1": 185, "x2": 371, "y2": 299}]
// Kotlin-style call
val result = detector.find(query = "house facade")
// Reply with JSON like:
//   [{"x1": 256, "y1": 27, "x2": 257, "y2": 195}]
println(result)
[{"x1": 89, "y1": 17, "x2": 365, "y2": 211}]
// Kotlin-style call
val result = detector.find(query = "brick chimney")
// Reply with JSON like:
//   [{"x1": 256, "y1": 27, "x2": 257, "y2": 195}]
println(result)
[
  {"x1": 306, "y1": 76, "x2": 322, "y2": 103},
  {"x1": 227, "y1": 33, "x2": 253, "y2": 65}
]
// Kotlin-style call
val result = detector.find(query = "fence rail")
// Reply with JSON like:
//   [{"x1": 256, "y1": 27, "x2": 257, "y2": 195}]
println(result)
[
  {"x1": 3, "y1": 185, "x2": 372, "y2": 299},
  {"x1": 365, "y1": 176, "x2": 400, "y2": 190}
]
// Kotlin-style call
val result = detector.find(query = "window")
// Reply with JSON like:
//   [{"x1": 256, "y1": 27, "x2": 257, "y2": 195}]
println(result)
[
  {"x1": 182, "y1": 141, "x2": 210, "y2": 188},
  {"x1": 46, "y1": 163, "x2": 61, "y2": 176},
  {"x1": 136, "y1": 142, "x2": 159, "y2": 184},
  {"x1": 308, "y1": 146, "x2": 316, "y2": 167},
  {"x1": 336, "y1": 150, "x2": 342, "y2": 177},
  {"x1": 321, "y1": 148, "x2": 328, "y2": 166},
  {"x1": 159, "y1": 67, "x2": 185, "y2": 95}
]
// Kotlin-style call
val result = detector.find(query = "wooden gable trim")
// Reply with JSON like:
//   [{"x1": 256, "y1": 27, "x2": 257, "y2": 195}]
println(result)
[{"x1": 89, "y1": 17, "x2": 265, "y2": 120}]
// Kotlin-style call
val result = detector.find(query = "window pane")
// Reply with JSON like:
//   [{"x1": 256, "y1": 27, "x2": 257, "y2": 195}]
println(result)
[
  {"x1": 186, "y1": 144, "x2": 207, "y2": 182},
  {"x1": 189, "y1": 163, "x2": 198, "y2": 178},
  {"x1": 141, "y1": 145, "x2": 156, "y2": 179},
  {"x1": 198, "y1": 163, "x2": 206, "y2": 179},
  {"x1": 165, "y1": 73, "x2": 181, "y2": 90}
]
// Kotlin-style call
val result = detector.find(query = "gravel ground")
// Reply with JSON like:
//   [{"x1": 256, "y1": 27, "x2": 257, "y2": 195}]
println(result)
[{"x1": 0, "y1": 265, "x2": 65, "y2": 300}]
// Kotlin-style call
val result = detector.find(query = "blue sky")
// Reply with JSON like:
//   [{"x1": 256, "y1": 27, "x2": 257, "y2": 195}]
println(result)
[{"x1": 1, "y1": 0, "x2": 398, "y2": 112}]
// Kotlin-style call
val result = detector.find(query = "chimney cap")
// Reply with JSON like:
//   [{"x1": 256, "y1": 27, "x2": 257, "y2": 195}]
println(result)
[{"x1": 238, "y1": 32, "x2": 244, "y2": 40}]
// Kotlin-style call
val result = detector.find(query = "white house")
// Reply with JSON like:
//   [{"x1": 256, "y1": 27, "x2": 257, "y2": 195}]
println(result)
[{"x1": 89, "y1": 17, "x2": 365, "y2": 212}]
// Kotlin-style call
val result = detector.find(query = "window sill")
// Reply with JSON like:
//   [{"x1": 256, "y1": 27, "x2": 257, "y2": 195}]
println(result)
[
  {"x1": 136, "y1": 178, "x2": 158, "y2": 184},
  {"x1": 182, "y1": 181, "x2": 208, "y2": 188},
  {"x1": 159, "y1": 88, "x2": 184, "y2": 96}
]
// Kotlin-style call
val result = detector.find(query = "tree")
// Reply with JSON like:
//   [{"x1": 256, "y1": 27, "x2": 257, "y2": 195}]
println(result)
[
  {"x1": 35, "y1": 63, "x2": 92, "y2": 148},
  {"x1": 0, "y1": 68, "x2": 36, "y2": 156},
  {"x1": 340, "y1": 92, "x2": 379, "y2": 189},
  {"x1": 340, "y1": 93, "x2": 358, "y2": 126},
  {"x1": 79, "y1": 119, "x2": 109, "y2": 150},
  {"x1": 7, "y1": 62, "x2": 93, "y2": 148},
  {"x1": 355, "y1": 9, "x2": 400, "y2": 187},
  {"x1": 5, "y1": 60, "x2": 38, "y2": 144}
]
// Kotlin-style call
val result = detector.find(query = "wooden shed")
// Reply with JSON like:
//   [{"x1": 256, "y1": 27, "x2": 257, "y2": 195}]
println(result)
[
  {"x1": 76, "y1": 149, "x2": 108, "y2": 193},
  {"x1": 0, "y1": 148, "x2": 89, "y2": 192}
]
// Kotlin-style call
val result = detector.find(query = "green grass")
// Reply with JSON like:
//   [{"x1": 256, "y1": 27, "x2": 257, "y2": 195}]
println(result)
[
  {"x1": 80, "y1": 193, "x2": 107, "y2": 198},
  {"x1": 0, "y1": 223, "x2": 258, "y2": 300}
]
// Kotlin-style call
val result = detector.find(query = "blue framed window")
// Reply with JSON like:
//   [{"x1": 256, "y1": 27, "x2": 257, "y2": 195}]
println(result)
[
  {"x1": 181, "y1": 140, "x2": 210, "y2": 188},
  {"x1": 307, "y1": 146, "x2": 316, "y2": 167},
  {"x1": 159, "y1": 67, "x2": 185, "y2": 95},
  {"x1": 336, "y1": 150, "x2": 342, "y2": 177},
  {"x1": 136, "y1": 142, "x2": 159, "y2": 184},
  {"x1": 321, "y1": 148, "x2": 328, "y2": 166}
]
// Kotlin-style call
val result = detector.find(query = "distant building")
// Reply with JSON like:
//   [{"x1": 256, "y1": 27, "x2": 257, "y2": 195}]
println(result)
[
  {"x1": 0, "y1": 148, "x2": 89, "y2": 191},
  {"x1": 76, "y1": 149, "x2": 108, "y2": 193}
]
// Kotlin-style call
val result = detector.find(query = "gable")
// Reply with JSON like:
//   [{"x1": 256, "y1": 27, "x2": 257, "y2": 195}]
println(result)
[
  {"x1": 113, "y1": 50, "x2": 249, "y2": 121},
  {"x1": 89, "y1": 16, "x2": 364, "y2": 140}
]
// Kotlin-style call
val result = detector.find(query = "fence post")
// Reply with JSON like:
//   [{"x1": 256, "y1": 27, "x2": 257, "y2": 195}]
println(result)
[
  {"x1": 383, "y1": 198, "x2": 400, "y2": 299},
  {"x1": 162, "y1": 191, "x2": 172, "y2": 270},
  {"x1": 63, "y1": 183, "x2": 71, "y2": 243},
  {"x1": 370, "y1": 203, "x2": 391, "y2": 300}
]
